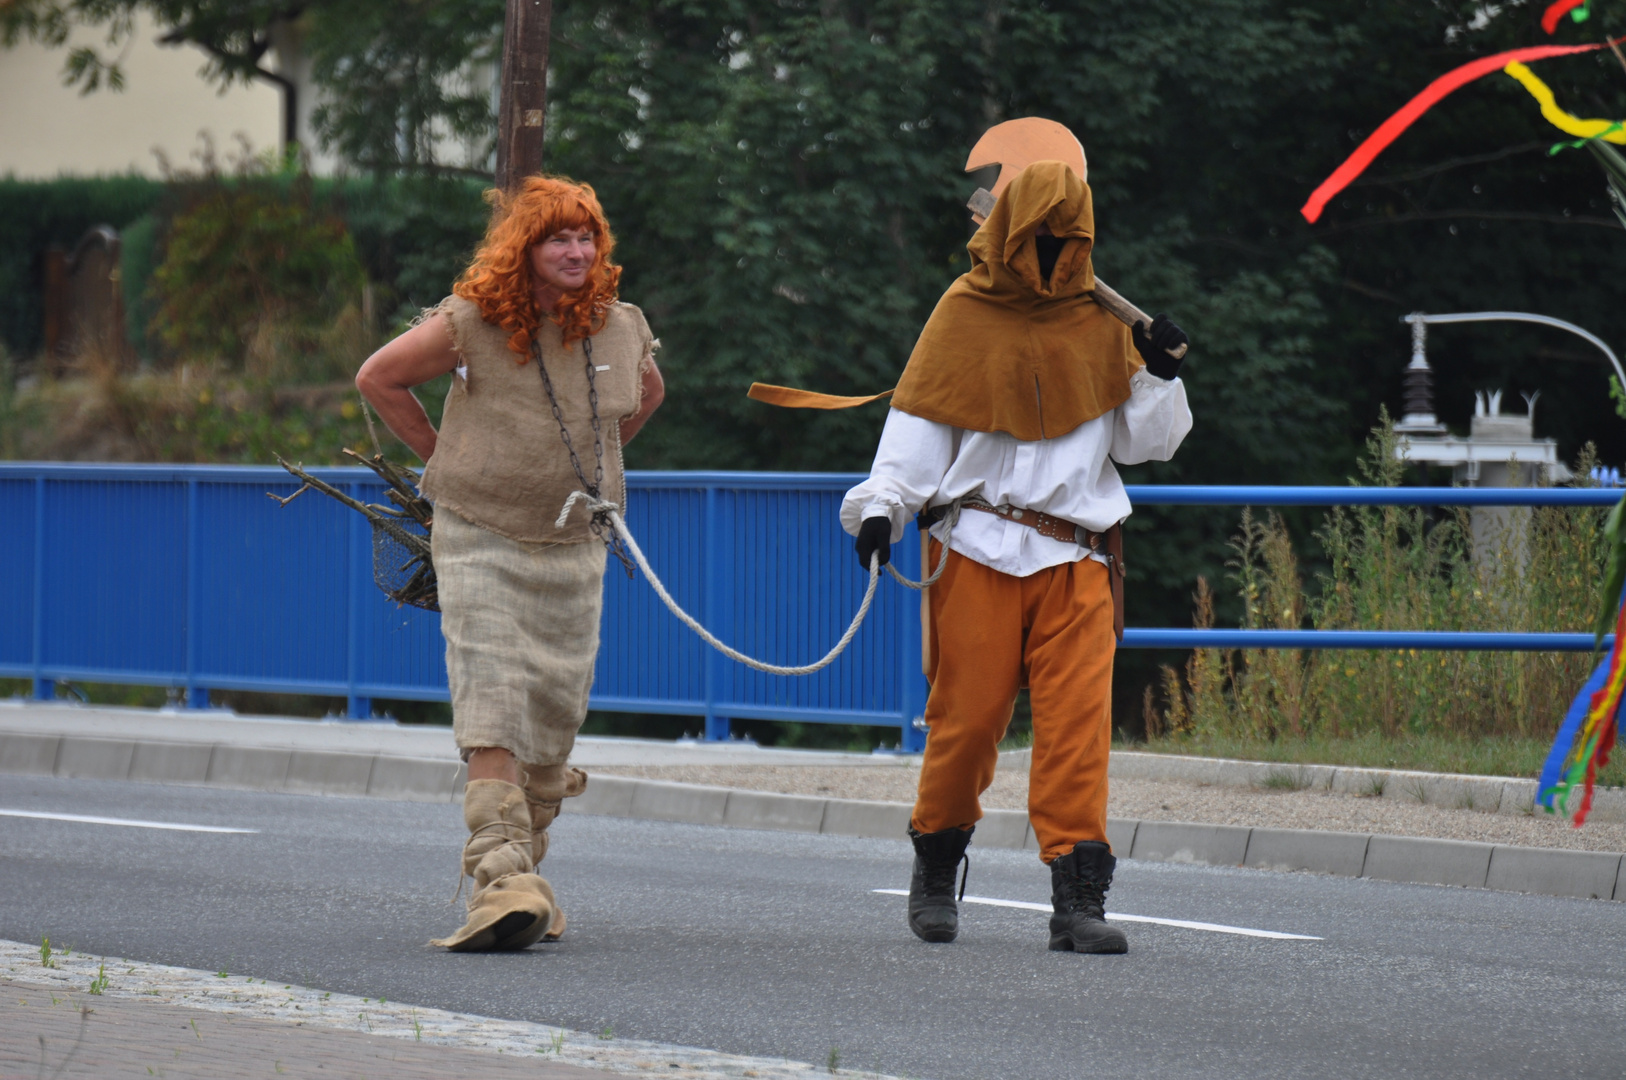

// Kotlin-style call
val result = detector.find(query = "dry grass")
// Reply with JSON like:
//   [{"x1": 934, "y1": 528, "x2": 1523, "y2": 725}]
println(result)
[{"x1": 1149, "y1": 419, "x2": 1611, "y2": 761}]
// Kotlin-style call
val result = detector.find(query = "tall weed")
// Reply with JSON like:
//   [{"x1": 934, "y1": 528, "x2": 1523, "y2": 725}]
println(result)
[{"x1": 1152, "y1": 420, "x2": 1606, "y2": 747}]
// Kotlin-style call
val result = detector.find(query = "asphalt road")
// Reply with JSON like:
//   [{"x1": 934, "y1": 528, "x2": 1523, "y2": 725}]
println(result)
[{"x1": 2, "y1": 774, "x2": 1623, "y2": 1080}]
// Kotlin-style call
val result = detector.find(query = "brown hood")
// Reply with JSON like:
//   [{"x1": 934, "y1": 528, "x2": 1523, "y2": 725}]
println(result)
[{"x1": 890, "y1": 160, "x2": 1142, "y2": 440}]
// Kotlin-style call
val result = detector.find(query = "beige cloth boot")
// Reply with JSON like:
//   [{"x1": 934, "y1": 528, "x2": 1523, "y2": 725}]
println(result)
[
  {"x1": 432, "y1": 779, "x2": 558, "y2": 951},
  {"x1": 520, "y1": 764, "x2": 587, "y2": 941}
]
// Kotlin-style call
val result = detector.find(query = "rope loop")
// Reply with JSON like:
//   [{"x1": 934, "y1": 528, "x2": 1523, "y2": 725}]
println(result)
[
  {"x1": 559, "y1": 492, "x2": 881, "y2": 676},
  {"x1": 884, "y1": 498, "x2": 961, "y2": 591}
]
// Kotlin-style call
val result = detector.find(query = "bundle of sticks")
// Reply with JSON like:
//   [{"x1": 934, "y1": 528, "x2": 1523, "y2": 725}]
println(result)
[{"x1": 270, "y1": 450, "x2": 439, "y2": 611}]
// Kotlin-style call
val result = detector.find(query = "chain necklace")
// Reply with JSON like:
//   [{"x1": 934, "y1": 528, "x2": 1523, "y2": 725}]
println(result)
[{"x1": 535, "y1": 334, "x2": 635, "y2": 576}]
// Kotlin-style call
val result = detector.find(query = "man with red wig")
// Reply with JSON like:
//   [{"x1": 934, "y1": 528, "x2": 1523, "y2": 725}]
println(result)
[{"x1": 357, "y1": 175, "x2": 664, "y2": 951}]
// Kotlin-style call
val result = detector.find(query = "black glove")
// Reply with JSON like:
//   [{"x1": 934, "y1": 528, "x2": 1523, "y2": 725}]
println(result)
[
  {"x1": 1132, "y1": 312, "x2": 1189, "y2": 380},
  {"x1": 855, "y1": 516, "x2": 892, "y2": 570}
]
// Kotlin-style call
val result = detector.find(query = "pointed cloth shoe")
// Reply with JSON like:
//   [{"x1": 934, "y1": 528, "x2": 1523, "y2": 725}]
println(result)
[{"x1": 432, "y1": 779, "x2": 559, "y2": 952}]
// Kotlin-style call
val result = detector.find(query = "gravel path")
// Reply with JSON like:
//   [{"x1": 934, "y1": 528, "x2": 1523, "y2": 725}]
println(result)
[{"x1": 593, "y1": 763, "x2": 1626, "y2": 853}]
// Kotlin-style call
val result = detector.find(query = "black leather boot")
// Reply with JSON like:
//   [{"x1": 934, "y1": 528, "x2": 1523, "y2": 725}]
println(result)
[
  {"x1": 1048, "y1": 841, "x2": 1128, "y2": 954},
  {"x1": 907, "y1": 826, "x2": 972, "y2": 943}
]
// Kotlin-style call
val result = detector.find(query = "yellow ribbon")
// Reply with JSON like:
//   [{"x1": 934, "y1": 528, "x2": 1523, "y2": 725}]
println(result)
[{"x1": 1503, "y1": 61, "x2": 1626, "y2": 143}]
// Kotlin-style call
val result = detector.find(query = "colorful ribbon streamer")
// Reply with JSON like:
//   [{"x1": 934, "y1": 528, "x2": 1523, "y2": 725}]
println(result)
[
  {"x1": 1542, "y1": 0, "x2": 1590, "y2": 34},
  {"x1": 1300, "y1": 38, "x2": 1622, "y2": 223},
  {"x1": 1503, "y1": 61, "x2": 1626, "y2": 144},
  {"x1": 1539, "y1": 597, "x2": 1626, "y2": 825}
]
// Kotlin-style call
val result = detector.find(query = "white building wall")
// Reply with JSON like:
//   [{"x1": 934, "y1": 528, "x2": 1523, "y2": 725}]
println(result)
[{"x1": 0, "y1": 14, "x2": 281, "y2": 179}]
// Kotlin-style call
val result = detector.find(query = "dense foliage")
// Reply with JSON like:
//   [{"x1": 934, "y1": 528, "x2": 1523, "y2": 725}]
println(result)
[{"x1": 149, "y1": 173, "x2": 365, "y2": 374}]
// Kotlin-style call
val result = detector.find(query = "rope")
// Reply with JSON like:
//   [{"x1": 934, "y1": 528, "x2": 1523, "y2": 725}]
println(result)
[
  {"x1": 883, "y1": 499, "x2": 961, "y2": 591},
  {"x1": 559, "y1": 492, "x2": 882, "y2": 676}
]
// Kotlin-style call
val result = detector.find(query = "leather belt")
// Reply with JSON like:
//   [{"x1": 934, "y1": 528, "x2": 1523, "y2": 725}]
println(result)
[
  {"x1": 922, "y1": 499, "x2": 1126, "y2": 642},
  {"x1": 961, "y1": 499, "x2": 1089, "y2": 544}
]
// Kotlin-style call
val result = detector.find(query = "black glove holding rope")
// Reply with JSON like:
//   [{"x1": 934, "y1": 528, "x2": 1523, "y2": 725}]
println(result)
[
  {"x1": 1132, "y1": 312, "x2": 1189, "y2": 380},
  {"x1": 855, "y1": 516, "x2": 892, "y2": 571}
]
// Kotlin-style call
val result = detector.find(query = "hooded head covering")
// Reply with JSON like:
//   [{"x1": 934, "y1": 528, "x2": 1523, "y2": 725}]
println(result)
[{"x1": 889, "y1": 160, "x2": 1142, "y2": 441}]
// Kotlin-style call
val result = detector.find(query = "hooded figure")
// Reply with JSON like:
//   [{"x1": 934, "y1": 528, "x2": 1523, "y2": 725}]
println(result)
[{"x1": 840, "y1": 158, "x2": 1193, "y2": 955}]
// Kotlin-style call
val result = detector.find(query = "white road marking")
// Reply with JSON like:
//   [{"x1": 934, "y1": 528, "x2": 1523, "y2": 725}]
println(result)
[
  {"x1": 0, "y1": 809, "x2": 258, "y2": 834},
  {"x1": 871, "y1": 889, "x2": 1320, "y2": 940}
]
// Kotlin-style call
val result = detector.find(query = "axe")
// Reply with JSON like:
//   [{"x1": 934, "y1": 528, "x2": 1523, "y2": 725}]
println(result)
[{"x1": 966, "y1": 118, "x2": 1188, "y2": 362}]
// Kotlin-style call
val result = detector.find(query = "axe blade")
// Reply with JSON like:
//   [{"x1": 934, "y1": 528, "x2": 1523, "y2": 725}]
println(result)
[{"x1": 965, "y1": 117, "x2": 1087, "y2": 199}]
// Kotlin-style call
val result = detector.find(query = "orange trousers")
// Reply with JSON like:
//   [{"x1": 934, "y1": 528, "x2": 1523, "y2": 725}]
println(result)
[{"x1": 911, "y1": 542, "x2": 1115, "y2": 863}]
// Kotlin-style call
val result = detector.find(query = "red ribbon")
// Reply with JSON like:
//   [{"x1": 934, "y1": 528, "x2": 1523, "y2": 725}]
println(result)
[
  {"x1": 1300, "y1": 40, "x2": 1617, "y2": 224},
  {"x1": 1542, "y1": 0, "x2": 1588, "y2": 34}
]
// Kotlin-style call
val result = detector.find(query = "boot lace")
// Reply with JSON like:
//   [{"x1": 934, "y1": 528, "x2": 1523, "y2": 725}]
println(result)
[
  {"x1": 923, "y1": 853, "x2": 970, "y2": 901},
  {"x1": 1062, "y1": 873, "x2": 1108, "y2": 921}
]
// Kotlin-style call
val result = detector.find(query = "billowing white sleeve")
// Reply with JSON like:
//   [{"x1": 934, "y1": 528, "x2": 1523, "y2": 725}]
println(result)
[
  {"x1": 840, "y1": 409, "x2": 956, "y2": 542},
  {"x1": 1110, "y1": 368, "x2": 1193, "y2": 465}
]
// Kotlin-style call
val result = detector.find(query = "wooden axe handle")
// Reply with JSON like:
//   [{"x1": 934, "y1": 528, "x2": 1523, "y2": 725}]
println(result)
[{"x1": 966, "y1": 187, "x2": 1189, "y2": 362}]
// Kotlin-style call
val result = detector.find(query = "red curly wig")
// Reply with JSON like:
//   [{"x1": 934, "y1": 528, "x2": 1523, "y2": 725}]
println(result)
[{"x1": 452, "y1": 175, "x2": 622, "y2": 359}]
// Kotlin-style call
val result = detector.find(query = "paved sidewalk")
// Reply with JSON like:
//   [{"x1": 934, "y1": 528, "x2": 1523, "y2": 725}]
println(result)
[
  {"x1": 4, "y1": 979, "x2": 607, "y2": 1079},
  {"x1": 0, "y1": 940, "x2": 898, "y2": 1080}
]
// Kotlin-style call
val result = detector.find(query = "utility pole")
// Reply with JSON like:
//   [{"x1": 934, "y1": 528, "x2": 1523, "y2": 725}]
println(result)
[{"x1": 495, "y1": 0, "x2": 552, "y2": 191}]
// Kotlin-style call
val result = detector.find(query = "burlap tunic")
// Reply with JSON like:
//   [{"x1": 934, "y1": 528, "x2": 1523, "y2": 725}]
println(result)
[{"x1": 420, "y1": 296, "x2": 655, "y2": 766}]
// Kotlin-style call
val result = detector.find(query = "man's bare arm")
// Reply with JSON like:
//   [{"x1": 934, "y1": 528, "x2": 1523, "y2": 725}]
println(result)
[
  {"x1": 355, "y1": 313, "x2": 460, "y2": 464},
  {"x1": 620, "y1": 358, "x2": 665, "y2": 445}
]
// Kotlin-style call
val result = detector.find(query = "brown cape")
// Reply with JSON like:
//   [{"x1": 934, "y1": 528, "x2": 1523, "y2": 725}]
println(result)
[{"x1": 890, "y1": 160, "x2": 1142, "y2": 440}]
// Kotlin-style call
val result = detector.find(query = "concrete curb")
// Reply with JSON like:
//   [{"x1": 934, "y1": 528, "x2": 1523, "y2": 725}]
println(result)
[
  {"x1": 1014, "y1": 748, "x2": 1626, "y2": 824},
  {"x1": 4, "y1": 730, "x2": 1622, "y2": 902},
  {"x1": 0, "y1": 731, "x2": 467, "y2": 802}
]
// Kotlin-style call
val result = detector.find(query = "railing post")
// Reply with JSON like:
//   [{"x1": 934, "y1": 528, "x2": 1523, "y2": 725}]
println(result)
[
  {"x1": 702, "y1": 484, "x2": 729, "y2": 740},
  {"x1": 184, "y1": 477, "x2": 209, "y2": 708},
  {"x1": 346, "y1": 478, "x2": 374, "y2": 721},
  {"x1": 897, "y1": 526, "x2": 929, "y2": 753},
  {"x1": 31, "y1": 476, "x2": 52, "y2": 702}
]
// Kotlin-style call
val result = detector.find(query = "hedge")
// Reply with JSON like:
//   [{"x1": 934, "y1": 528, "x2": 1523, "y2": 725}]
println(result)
[{"x1": 0, "y1": 174, "x2": 490, "y2": 362}]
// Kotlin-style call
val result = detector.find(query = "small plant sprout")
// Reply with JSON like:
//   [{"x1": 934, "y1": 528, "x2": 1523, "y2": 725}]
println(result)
[
  {"x1": 88, "y1": 964, "x2": 109, "y2": 995},
  {"x1": 553, "y1": 1029, "x2": 566, "y2": 1053},
  {"x1": 827, "y1": 1046, "x2": 841, "y2": 1074},
  {"x1": 1260, "y1": 769, "x2": 1309, "y2": 792},
  {"x1": 1363, "y1": 775, "x2": 1387, "y2": 798},
  {"x1": 598, "y1": 1025, "x2": 614, "y2": 1041},
  {"x1": 189, "y1": 1018, "x2": 201, "y2": 1041},
  {"x1": 412, "y1": 1010, "x2": 422, "y2": 1041},
  {"x1": 39, "y1": 937, "x2": 55, "y2": 968}
]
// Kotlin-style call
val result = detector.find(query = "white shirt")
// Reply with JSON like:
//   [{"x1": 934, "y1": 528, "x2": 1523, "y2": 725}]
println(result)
[{"x1": 840, "y1": 368, "x2": 1192, "y2": 577}]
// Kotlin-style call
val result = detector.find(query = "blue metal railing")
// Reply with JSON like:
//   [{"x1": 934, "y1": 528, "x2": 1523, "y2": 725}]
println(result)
[{"x1": 0, "y1": 465, "x2": 1615, "y2": 747}]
